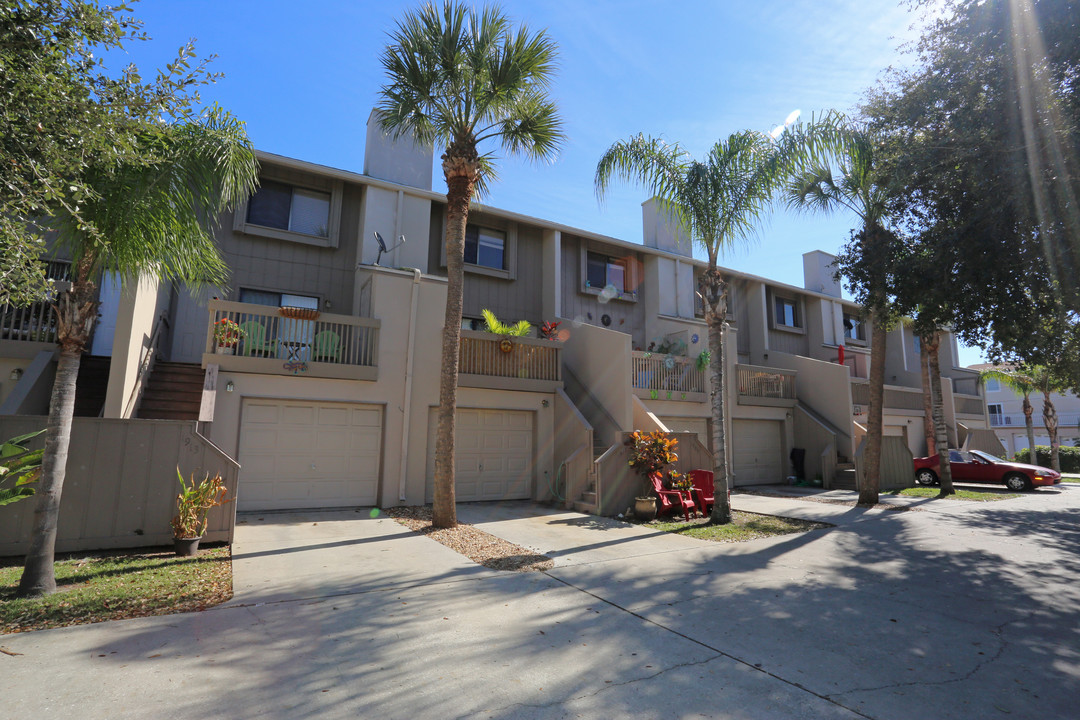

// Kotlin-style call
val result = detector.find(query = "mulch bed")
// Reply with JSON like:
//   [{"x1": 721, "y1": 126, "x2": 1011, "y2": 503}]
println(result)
[{"x1": 386, "y1": 506, "x2": 554, "y2": 572}]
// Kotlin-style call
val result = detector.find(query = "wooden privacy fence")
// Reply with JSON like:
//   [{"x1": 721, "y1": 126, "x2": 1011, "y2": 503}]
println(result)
[{"x1": 0, "y1": 418, "x2": 239, "y2": 557}]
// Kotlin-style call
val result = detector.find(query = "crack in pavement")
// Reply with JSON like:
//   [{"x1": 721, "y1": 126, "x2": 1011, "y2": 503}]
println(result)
[
  {"x1": 540, "y1": 572, "x2": 877, "y2": 720},
  {"x1": 456, "y1": 655, "x2": 726, "y2": 719},
  {"x1": 826, "y1": 614, "x2": 1018, "y2": 698}
]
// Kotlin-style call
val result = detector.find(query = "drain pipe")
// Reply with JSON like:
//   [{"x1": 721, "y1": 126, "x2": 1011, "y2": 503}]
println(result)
[{"x1": 398, "y1": 268, "x2": 422, "y2": 502}]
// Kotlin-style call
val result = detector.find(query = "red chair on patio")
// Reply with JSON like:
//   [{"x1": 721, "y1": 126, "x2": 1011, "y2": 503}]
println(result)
[
  {"x1": 690, "y1": 469, "x2": 714, "y2": 516},
  {"x1": 650, "y1": 474, "x2": 697, "y2": 522}
]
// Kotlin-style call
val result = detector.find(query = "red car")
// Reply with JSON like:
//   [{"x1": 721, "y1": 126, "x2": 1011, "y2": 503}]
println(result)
[{"x1": 913, "y1": 449, "x2": 1061, "y2": 491}]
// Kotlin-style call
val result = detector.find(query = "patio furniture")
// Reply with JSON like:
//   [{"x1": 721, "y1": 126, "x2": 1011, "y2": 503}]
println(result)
[
  {"x1": 650, "y1": 474, "x2": 697, "y2": 522},
  {"x1": 312, "y1": 330, "x2": 341, "y2": 362},
  {"x1": 239, "y1": 320, "x2": 278, "y2": 357},
  {"x1": 689, "y1": 469, "x2": 714, "y2": 516}
]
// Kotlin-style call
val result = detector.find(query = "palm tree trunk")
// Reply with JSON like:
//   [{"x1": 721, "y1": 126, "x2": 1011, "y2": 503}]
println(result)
[
  {"x1": 927, "y1": 332, "x2": 954, "y2": 496},
  {"x1": 861, "y1": 310, "x2": 886, "y2": 505},
  {"x1": 1022, "y1": 395, "x2": 1036, "y2": 462},
  {"x1": 919, "y1": 335, "x2": 935, "y2": 456},
  {"x1": 701, "y1": 268, "x2": 731, "y2": 524},
  {"x1": 17, "y1": 277, "x2": 98, "y2": 597},
  {"x1": 1043, "y1": 391, "x2": 1060, "y2": 472},
  {"x1": 431, "y1": 154, "x2": 478, "y2": 529}
]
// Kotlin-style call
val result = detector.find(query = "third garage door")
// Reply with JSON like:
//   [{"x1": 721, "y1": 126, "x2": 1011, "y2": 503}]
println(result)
[
  {"x1": 732, "y1": 419, "x2": 783, "y2": 486},
  {"x1": 427, "y1": 408, "x2": 533, "y2": 502}
]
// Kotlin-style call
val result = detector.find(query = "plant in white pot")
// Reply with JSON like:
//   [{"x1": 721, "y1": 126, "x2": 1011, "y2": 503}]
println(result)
[{"x1": 171, "y1": 469, "x2": 232, "y2": 556}]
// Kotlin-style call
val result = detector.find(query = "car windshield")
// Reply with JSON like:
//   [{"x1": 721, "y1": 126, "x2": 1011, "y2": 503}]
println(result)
[{"x1": 970, "y1": 450, "x2": 1004, "y2": 463}]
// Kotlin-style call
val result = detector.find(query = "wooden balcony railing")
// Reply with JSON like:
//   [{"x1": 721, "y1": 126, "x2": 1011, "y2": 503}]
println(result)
[
  {"x1": 737, "y1": 364, "x2": 796, "y2": 406},
  {"x1": 458, "y1": 329, "x2": 562, "y2": 392},
  {"x1": 631, "y1": 351, "x2": 705, "y2": 401},
  {"x1": 1, "y1": 260, "x2": 72, "y2": 348},
  {"x1": 203, "y1": 300, "x2": 379, "y2": 380}
]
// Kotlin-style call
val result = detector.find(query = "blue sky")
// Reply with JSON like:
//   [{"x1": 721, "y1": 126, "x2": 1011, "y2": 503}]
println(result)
[{"x1": 117, "y1": 0, "x2": 983, "y2": 365}]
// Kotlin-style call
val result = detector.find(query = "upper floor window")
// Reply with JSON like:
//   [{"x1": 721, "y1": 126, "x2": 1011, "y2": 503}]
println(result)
[
  {"x1": 843, "y1": 312, "x2": 863, "y2": 342},
  {"x1": 774, "y1": 295, "x2": 801, "y2": 329},
  {"x1": 247, "y1": 180, "x2": 331, "y2": 238},
  {"x1": 465, "y1": 225, "x2": 505, "y2": 270},
  {"x1": 984, "y1": 377, "x2": 1001, "y2": 393},
  {"x1": 586, "y1": 252, "x2": 628, "y2": 292}
]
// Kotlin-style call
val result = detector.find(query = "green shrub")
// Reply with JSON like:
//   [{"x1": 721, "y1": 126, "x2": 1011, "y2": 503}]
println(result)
[{"x1": 1013, "y1": 446, "x2": 1080, "y2": 473}]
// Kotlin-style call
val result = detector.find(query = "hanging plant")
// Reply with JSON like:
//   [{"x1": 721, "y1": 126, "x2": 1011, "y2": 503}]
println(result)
[{"x1": 696, "y1": 350, "x2": 711, "y2": 371}]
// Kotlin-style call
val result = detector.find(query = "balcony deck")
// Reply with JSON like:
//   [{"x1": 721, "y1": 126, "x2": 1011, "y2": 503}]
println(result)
[
  {"x1": 458, "y1": 329, "x2": 563, "y2": 393},
  {"x1": 631, "y1": 351, "x2": 706, "y2": 402},
  {"x1": 202, "y1": 300, "x2": 379, "y2": 380},
  {"x1": 737, "y1": 364, "x2": 796, "y2": 407}
]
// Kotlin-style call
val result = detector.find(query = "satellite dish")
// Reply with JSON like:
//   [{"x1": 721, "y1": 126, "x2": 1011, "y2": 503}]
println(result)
[{"x1": 373, "y1": 232, "x2": 405, "y2": 266}]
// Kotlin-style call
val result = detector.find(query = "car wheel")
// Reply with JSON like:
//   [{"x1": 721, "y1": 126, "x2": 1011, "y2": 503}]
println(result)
[
  {"x1": 1004, "y1": 473, "x2": 1032, "y2": 492},
  {"x1": 915, "y1": 469, "x2": 938, "y2": 486}
]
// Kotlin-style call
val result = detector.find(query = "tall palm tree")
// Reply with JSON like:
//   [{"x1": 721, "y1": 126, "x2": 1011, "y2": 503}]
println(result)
[
  {"x1": 377, "y1": 2, "x2": 563, "y2": 528},
  {"x1": 786, "y1": 122, "x2": 897, "y2": 506},
  {"x1": 980, "y1": 367, "x2": 1038, "y2": 465},
  {"x1": 922, "y1": 330, "x2": 954, "y2": 495},
  {"x1": 1029, "y1": 366, "x2": 1069, "y2": 472},
  {"x1": 17, "y1": 107, "x2": 258, "y2": 597},
  {"x1": 595, "y1": 120, "x2": 838, "y2": 523}
]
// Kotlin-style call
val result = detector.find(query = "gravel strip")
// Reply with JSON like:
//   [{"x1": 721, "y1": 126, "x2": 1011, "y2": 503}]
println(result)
[{"x1": 385, "y1": 506, "x2": 554, "y2": 572}]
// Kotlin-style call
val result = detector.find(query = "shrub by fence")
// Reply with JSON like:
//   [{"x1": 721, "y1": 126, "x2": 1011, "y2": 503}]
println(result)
[{"x1": 1013, "y1": 446, "x2": 1080, "y2": 473}]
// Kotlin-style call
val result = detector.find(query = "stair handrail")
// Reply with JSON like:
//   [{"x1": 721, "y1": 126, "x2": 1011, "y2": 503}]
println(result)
[{"x1": 122, "y1": 313, "x2": 170, "y2": 419}]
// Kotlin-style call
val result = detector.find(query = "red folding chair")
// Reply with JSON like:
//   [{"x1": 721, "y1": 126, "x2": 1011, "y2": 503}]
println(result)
[
  {"x1": 690, "y1": 469, "x2": 714, "y2": 516},
  {"x1": 650, "y1": 474, "x2": 697, "y2": 522}
]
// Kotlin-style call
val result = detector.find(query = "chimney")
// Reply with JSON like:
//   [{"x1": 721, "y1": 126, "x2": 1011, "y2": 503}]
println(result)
[
  {"x1": 642, "y1": 197, "x2": 692, "y2": 257},
  {"x1": 803, "y1": 250, "x2": 842, "y2": 297},
  {"x1": 363, "y1": 109, "x2": 434, "y2": 191}
]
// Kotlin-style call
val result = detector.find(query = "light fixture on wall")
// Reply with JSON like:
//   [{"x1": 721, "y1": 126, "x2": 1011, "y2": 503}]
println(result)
[
  {"x1": 225, "y1": 381, "x2": 235, "y2": 393},
  {"x1": 9, "y1": 368, "x2": 23, "y2": 381},
  {"x1": 541, "y1": 399, "x2": 549, "y2": 407},
  {"x1": 324, "y1": 299, "x2": 332, "y2": 310}
]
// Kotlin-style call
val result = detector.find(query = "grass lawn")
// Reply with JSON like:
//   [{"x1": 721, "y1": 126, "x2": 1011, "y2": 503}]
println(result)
[
  {"x1": 1062, "y1": 475, "x2": 1080, "y2": 484},
  {"x1": 649, "y1": 511, "x2": 830, "y2": 542},
  {"x1": 1, "y1": 547, "x2": 231, "y2": 635},
  {"x1": 886, "y1": 487, "x2": 1020, "y2": 501}
]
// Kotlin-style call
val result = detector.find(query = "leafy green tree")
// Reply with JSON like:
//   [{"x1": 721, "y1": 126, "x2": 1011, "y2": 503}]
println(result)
[
  {"x1": 0, "y1": 0, "x2": 223, "y2": 307},
  {"x1": 376, "y1": 1, "x2": 563, "y2": 528},
  {"x1": 596, "y1": 119, "x2": 838, "y2": 522},
  {"x1": 786, "y1": 121, "x2": 903, "y2": 505},
  {"x1": 861, "y1": 0, "x2": 1080, "y2": 374},
  {"x1": 0, "y1": 430, "x2": 44, "y2": 506},
  {"x1": 16, "y1": 107, "x2": 258, "y2": 597}
]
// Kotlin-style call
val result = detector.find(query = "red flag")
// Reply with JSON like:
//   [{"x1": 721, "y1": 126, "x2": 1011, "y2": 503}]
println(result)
[{"x1": 838, "y1": 344, "x2": 845, "y2": 366}]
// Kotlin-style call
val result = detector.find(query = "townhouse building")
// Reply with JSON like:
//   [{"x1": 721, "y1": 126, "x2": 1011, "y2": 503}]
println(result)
[
  {"x1": 968, "y1": 363, "x2": 1080, "y2": 456},
  {"x1": 0, "y1": 112, "x2": 993, "y2": 516}
]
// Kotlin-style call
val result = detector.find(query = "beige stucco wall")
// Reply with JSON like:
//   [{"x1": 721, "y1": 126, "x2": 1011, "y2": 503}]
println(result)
[
  {"x1": 558, "y1": 318, "x2": 633, "y2": 441},
  {"x1": 103, "y1": 274, "x2": 164, "y2": 418}
]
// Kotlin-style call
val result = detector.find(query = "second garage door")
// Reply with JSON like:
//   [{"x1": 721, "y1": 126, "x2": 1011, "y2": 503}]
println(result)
[
  {"x1": 732, "y1": 419, "x2": 783, "y2": 486},
  {"x1": 427, "y1": 408, "x2": 533, "y2": 502},
  {"x1": 237, "y1": 399, "x2": 382, "y2": 511}
]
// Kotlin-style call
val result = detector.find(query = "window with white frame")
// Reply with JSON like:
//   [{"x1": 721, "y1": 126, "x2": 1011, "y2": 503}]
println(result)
[
  {"x1": 987, "y1": 403, "x2": 1004, "y2": 425},
  {"x1": 773, "y1": 295, "x2": 801, "y2": 329},
  {"x1": 246, "y1": 180, "x2": 331, "y2": 238},
  {"x1": 843, "y1": 312, "x2": 864, "y2": 342},
  {"x1": 586, "y1": 251, "x2": 628, "y2": 292},
  {"x1": 984, "y1": 377, "x2": 1001, "y2": 393},
  {"x1": 464, "y1": 225, "x2": 505, "y2": 270}
]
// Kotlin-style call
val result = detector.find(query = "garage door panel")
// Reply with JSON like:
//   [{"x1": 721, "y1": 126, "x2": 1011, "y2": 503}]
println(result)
[
  {"x1": 238, "y1": 399, "x2": 381, "y2": 511},
  {"x1": 732, "y1": 419, "x2": 783, "y2": 486},
  {"x1": 426, "y1": 408, "x2": 533, "y2": 503}
]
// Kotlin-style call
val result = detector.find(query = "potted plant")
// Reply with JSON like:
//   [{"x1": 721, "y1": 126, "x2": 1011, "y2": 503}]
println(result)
[
  {"x1": 539, "y1": 320, "x2": 562, "y2": 340},
  {"x1": 213, "y1": 318, "x2": 245, "y2": 354},
  {"x1": 171, "y1": 469, "x2": 232, "y2": 556},
  {"x1": 625, "y1": 430, "x2": 679, "y2": 521},
  {"x1": 481, "y1": 308, "x2": 532, "y2": 352}
]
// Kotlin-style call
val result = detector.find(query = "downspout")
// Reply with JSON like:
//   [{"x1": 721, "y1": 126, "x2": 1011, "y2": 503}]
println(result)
[
  {"x1": 398, "y1": 268, "x2": 422, "y2": 502},
  {"x1": 394, "y1": 190, "x2": 405, "y2": 267}
]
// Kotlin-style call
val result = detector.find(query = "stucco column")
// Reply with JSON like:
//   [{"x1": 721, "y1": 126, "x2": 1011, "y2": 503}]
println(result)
[
  {"x1": 103, "y1": 274, "x2": 162, "y2": 418},
  {"x1": 541, "y1": 229, "x2": 561, "y2": 322}
]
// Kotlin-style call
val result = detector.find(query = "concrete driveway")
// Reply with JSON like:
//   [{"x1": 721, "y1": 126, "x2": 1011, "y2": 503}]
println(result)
[{"x1": 3, "y1": 484, "x2": 1079, "y2": 719}]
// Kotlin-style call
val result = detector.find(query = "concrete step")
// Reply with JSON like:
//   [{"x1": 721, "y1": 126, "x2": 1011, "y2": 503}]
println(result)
[
  {"x1": 573, "y1": 500, "x2": 598, "y2": 515},
  {"x1": 579, "y1": 491, "x2": 597, "y2": 506},
  {"x1": 833, "y1": 468, "x2": 858, "y2": 490}
]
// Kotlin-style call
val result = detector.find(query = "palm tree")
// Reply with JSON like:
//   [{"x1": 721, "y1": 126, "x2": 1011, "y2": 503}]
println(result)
[
  {"x1": 785, "y1": 122, "x2": 897, "y2": 506},
  {"x1": 1029, "y1": 366, "x2": 1069, "y2": 472},
  {"x1": 980, "y1": 366, "x2": 1038, "y2": 465},
  {"x1": 16, "y1": 108, "x2": 258, "y2": 597},
  {"x1": 595, "y1": 120, "x2": 838, "y2": 523},
  {"x1": 377, "y1": 2, "x2": 563, "y2": 528},
  {"x1": 922, "y1": 330, "x2": 954, "y2": 495}
]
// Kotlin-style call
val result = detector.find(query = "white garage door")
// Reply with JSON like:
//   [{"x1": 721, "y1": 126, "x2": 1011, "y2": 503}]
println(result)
[
  {"x1": 238, "y1": 399, "x2": 381, "y2": 511},
  {"x1": 732, "y1": 419, "x2": 783, "y2": 486},
  {"x1": 427, "y1": 408, "x2": 532, "y2": 502},
  {"x1": 659, "y1": 416, "x2": 711, "y2": 453}
]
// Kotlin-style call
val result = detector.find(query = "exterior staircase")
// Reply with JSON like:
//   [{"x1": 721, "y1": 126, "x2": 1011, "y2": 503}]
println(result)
[
  {"x1": 833, "y1": 462, "x2": 857, "y2": 490},
  {"x1": 137, "y1": 362, "x2": 204, "y2": 420},
  {"x1": 73, "y1": 356, "x2": 111, "y2": 417},
  {"x1": 571, "y1": 443, "x2": 607, "y2": 513}
]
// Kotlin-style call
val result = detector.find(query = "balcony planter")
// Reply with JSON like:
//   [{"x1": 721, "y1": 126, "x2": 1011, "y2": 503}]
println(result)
[
  {"x1": 279, "y1": 306, "x2": 320, "y2": 321},
  {"x1": 215, "y1": 346, "x2": 235, "y2": 355}
]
